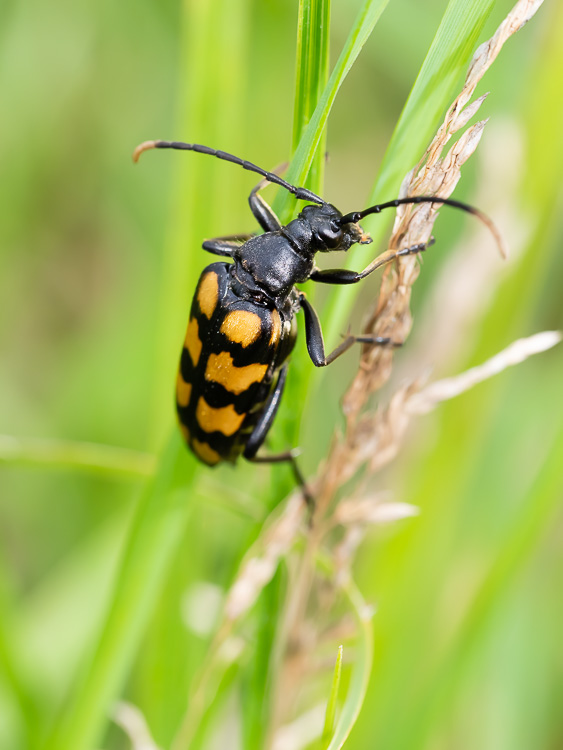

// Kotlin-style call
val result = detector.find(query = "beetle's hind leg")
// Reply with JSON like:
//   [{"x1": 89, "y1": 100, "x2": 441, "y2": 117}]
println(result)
[
  {"x1": 243, "y1": 364, "x2": 313, "y2": 507},
  {"x1": 250, "y1": 450, "x2": 313, "y2": 509}
]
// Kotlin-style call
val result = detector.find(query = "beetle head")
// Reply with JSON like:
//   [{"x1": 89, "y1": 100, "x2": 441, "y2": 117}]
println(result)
[{"x1": 299, "y1": 203, "x2": 372, "y2": 253}]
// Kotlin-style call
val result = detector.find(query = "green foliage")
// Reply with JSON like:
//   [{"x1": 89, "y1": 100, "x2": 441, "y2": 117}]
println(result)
[
  {"x1": 293, "y1": 0, "x2": 331, "y2": 193},
  {"x1": 1, "y1": 1, "x2": 562, "y2": 750}
]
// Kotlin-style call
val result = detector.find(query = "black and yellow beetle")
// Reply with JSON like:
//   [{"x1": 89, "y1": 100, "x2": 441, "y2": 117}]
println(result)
[{"x1": 134, "y1": 140, "x2": 501, "y2": 480}]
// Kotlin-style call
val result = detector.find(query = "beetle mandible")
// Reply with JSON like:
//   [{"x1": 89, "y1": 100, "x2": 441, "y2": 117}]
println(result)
[{"x1": 134, "y1": 140, "x2": 502, "y2": 483}]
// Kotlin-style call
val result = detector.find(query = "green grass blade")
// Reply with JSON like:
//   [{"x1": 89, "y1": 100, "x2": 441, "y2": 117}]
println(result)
[
  {"x1": 0, "y1": 568, "x2": 41, "y2": 749},
  {"x1": 370, "y1": 0, "x2": 496, "y2": 205},
  {"x1": 273, "y1": 0, "x2": 390, "y2": 221},
  {"x1": 326, "y1": 580, "x2": 373, "y2": 750},
  {"x1": 234, "y1": 15, "x2": 334, "y2": 737},
  {"x1": 0, "y1": 435, "x2": 155, "y2": 479},
  {"x1": 150, "y1": 0, "x2": 251, "y2": 443},
  {"x1": 293, "y1": 0, "x2": 331, "y2": 194},
  {"x1": 321, "y1": 0, "x2": 497, "y2": 349},
  {"x1": 271, "y1": 0, "x2": 389, "y2": 453},
  {"x1": 43, "y1": 433, "x2": 196, "y2": 750},
  {"x1": 322, "y1": 644, "x2": 343, "y2": 747},
  {"x1": 240, "y1": 569, "x2": 286, "y2": 750}
]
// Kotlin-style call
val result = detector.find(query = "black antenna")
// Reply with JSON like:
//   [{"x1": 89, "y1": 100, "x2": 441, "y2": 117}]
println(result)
[
  {"x1": 133, "y1": 140, "x2": 325, "y2": 206},
  {"x1": 339, "y1": 196, "x2": 506, "y2": 258}
]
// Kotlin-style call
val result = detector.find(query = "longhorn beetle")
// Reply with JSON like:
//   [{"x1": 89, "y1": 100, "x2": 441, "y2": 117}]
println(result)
[{"x1": 133, "y1": 140, "x2": 502, "y2": 487}]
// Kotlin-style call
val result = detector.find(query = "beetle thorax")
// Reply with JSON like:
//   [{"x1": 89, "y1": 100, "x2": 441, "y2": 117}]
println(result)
[{"x1": 234, "y1": 232, "x2": 315, "y2": 301}]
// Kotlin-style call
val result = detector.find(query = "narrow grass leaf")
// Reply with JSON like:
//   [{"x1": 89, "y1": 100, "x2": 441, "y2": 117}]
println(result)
[
  {"x1": 44, "y1": 433, "x2": 196, "y2": 750},
  {"x1": 274, "y1": 0, "x2": 390, "y2": 221},
  {"x1": 322, "y1": 0, "x2": 498, "y2": 348},
  {"x1": 0, "y1": 570, "x2": 41, "y2": 749},
  {"x1": 0, "y1": 435, "x2": 155, "y2": 479},
  {"x1": 292, "y1": 0, "x2": 331, "y2": 194},
  {"x1": 326, "y1": 580, "x2": 373, "y2": 750},
  {"x1": 241, "y1": 570, "x2": 286, "y2": 750},
  {"x1": 321, "y1": 644, "x2": 343, "y2": 747},
  {"x1": 275, "y1": 0, "x2": 389, "y2": 452},
  {"x1": 151, "y1": 0, "x2": 251, "y2": 442}
]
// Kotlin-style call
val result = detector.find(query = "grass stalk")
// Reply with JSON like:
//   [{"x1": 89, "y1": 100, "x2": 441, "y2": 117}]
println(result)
[
  {"x1": 0, "y1": 435, "x2": 155, "y2": 479},
  {"x1": 273, "y1": 0, "x2": 390, "y2": 222},
  {"x1": 322, "y1": 644, "x2": 343, "y2": 747},
  {"x1": 293, "y1": 0, "x2": 331, "y2": 193},
  {"x1": 43, "y1": 434, "x2": 196, "y2": 750}
]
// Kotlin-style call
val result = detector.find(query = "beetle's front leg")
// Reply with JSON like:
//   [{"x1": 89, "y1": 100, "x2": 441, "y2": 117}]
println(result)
[
  {"x1": 248, "y1": 165, "x2": 288, "y2": 232},
  {"x1": 310, "y1": 238, "x2": 436, "y2": 285},
  {"x1": 299, "y1": 293, "x2": 401, "y2": 367},
  {"x1": 249, "y1": 191, "x2": 282, "y2": 233}
]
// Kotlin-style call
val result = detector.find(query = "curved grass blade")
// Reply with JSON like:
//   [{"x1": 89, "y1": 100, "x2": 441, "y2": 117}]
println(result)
[
  {"x1": 322, "y1": 0, "x2": 497, "y2": 348},
  {"x1": 325, "y1": 580, "x2": 373, "y2": 750},
  {"x1": 322, "y1": 644, "x2": 344, "y2": 747},
  {"x1": 273, "y1": 0, "x2": 389, "y2": 452},
  {"x1": 273, "y1": 0, "x2": 390, "y2": 221},
  {"x1": 44, "y1": 432, "x2": 196, "y2": 750}
]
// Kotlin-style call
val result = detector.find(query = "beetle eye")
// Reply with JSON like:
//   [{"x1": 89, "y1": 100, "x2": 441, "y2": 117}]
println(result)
[{"x1": 318, "y1": 224, "x2": 343, "y2": 248}]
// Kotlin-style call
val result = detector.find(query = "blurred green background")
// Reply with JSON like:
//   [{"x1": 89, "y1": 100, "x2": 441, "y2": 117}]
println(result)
[{"x1": 1, "y1": 0, "x2": 562, "y2": 748}]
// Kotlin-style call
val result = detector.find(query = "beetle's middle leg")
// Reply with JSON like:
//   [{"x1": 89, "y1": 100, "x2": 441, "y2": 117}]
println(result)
[
  {"x1": 244, "y1": 364, "x2": 313, "y2": 506},
  {"x1": 299, "y1": 293, "x2": 402, "y2": 367}
]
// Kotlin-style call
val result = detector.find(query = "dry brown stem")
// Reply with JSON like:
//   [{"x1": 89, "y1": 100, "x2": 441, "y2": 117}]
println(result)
[{"x1": 313, "y1": 0, "x2": 544, "y2": 516}]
